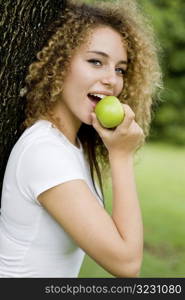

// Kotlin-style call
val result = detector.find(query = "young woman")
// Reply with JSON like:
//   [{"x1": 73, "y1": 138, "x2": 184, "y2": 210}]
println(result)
[{"x1": 0, "y1": 0, "x2": 162, "y2": 277}]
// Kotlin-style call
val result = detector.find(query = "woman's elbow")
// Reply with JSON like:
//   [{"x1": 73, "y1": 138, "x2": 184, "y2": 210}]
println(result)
[{"x1": 115, "y1": 257, "x2": 142, "y2": 278}]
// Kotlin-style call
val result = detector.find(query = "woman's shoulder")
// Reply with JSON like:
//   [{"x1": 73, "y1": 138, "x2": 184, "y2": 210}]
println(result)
[
  {"x1": 7, "y1": 120, "x2": 74, "y2": 168},
  {"x1": 14, "y1": 120, "x2": 69, "y2": 153},
  {"x1": 20, "y1": 119, "x2": 60, "y2": 144},
  {"x1": 19, "y1": 120, "x2": 83, "y2": 153}
]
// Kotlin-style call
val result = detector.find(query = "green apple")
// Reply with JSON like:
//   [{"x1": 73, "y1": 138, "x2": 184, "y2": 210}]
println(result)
[{"x1": 95, "y1": 96, "x2": 125, "y2": 128}]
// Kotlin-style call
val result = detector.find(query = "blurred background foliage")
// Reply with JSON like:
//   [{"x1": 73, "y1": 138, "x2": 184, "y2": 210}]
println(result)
[{"x1": 140, "y1": 0, "x2": 185, "y2": 145}]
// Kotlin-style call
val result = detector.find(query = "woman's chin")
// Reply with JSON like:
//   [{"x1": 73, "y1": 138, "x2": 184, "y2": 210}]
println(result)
[
  {"x1": 82, "y1": 121, "x2": 92, "y2": 126},
  {"x1": 81, "y1": 114, "x2": 93, "y2": 126}
]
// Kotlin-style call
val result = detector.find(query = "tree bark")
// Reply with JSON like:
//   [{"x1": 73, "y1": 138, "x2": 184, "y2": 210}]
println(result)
[{"x1": 0, "y1": 0, "x2": 67, "y2": 202}]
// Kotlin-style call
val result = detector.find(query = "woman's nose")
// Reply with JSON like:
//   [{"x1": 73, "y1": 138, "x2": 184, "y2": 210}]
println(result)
[{"x1": 100, "y1": 69, "x2": 117, "y2": 88}]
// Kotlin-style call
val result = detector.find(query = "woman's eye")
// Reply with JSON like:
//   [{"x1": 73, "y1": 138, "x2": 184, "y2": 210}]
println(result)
[
  {"x1": 116, "y1": 68, "x2": 127, "y2": 76},
  {"x1": 87, "y1": 59, "x2": 102, "y2": 66}
]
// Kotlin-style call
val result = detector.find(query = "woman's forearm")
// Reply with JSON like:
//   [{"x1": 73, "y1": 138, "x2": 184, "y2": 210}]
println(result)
[{"x1": 109, "y1": 152, "x2": 143, "y2": 264}]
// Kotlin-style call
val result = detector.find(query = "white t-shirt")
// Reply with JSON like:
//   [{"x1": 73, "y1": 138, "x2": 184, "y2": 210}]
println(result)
[{"x1": 0, "y1": 120, "x2": 103, "y2": 277}]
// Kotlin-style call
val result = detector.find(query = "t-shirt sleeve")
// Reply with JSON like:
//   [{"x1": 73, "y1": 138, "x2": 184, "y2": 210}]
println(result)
[{"x1": 17, "y1": 140, "x2": 85, "y2": 202}]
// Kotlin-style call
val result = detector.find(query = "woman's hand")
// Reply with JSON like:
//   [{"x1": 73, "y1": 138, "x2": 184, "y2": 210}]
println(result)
[{"x1": 91, "y1": 104, "x2": 144, "y2": 157}]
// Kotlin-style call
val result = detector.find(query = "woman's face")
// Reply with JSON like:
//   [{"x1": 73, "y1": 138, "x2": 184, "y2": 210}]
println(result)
[{"x1": 61, "y1": 26, "x2": 128, "y2": 126}]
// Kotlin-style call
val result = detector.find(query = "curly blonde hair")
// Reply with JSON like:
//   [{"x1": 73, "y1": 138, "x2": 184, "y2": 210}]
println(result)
[{"x1": 23, "y1": 0, "x2": 163, "y2": 203}]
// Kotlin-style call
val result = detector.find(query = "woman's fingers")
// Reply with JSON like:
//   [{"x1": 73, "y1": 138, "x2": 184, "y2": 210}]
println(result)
[
  {"x1": 117, "y1": 104, "x2": 135, "y2": 130},
  {"x1": 130, "y1": 120, "x2": 144, "y2": 136},
  {"x1": 91, "y1": 104, "x2": 144, "y2": 153}
]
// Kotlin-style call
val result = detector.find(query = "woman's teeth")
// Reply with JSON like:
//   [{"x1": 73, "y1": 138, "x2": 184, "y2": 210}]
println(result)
[
  {"x1": 88, "y1": 93, "x2": 106, "y2": 103},
  {"x1": 89, "y1": 93, "x2": 106, "y2": 100}
]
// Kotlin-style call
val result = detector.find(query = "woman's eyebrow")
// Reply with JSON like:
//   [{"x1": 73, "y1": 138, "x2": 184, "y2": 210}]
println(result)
[{"x1": 87, "y1": 50, "x2": 128, "y2": 65}]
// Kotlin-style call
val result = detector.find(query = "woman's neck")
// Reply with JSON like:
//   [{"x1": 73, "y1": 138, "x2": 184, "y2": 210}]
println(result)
[{"x1": 41, "y1": 102, "x2": 82, "y2": 148}]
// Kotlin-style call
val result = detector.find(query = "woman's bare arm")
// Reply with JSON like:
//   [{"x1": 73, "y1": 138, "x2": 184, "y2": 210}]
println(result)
[
  {"x1": 38, "y1": 176, "x2": 142, "y2": 278},
  {"x1": 109, "y1": 153, "x2": 143, "y2": 275},
  {"x1": 38, "y1": 104, "x2": 144, "y2": 277}
]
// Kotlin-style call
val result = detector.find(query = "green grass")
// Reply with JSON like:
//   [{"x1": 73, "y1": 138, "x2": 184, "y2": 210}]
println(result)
[{"x1": 78, "y1": 142, "x2": 185, "y2": 278}]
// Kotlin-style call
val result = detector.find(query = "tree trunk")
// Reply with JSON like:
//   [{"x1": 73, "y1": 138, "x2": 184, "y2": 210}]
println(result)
[{"x1": 0, "y1": 0, "x2": 67, "y2": 203}]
